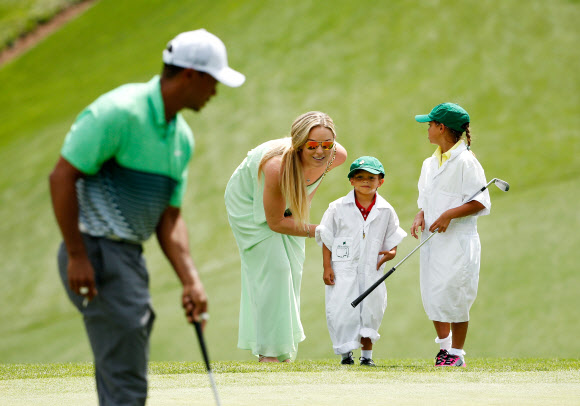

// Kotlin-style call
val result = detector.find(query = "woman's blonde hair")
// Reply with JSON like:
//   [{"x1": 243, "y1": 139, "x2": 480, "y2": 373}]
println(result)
[{"x1": 259, "y1": 111, "x2": 336, "y2": 226}]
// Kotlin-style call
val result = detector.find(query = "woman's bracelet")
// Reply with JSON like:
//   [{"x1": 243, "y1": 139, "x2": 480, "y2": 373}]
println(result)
[{"x1": 306, "y1": 225, "x2": 311, "y2": 238}]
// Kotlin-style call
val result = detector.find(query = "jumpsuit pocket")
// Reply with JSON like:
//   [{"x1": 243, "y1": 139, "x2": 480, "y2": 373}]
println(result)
[
  {"x1": 432, "y1": 190, "x2": 462, "y2": 223},
  {"x1": 332, "y1": 237, "x2": 353, "y2": 262}
]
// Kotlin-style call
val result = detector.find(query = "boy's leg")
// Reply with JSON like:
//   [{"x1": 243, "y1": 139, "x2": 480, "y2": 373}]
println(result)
[
  {"x1": 360, "y1": 337, "x2": 375, "y2": 366},
  {"x1": 360, "y1": 337, "x2": 373, "y2": 351}
]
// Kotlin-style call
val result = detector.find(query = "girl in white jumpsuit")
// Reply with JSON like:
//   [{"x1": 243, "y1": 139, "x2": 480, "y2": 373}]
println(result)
[
  {"x1": 316, "y1": 156, "x2": 406, "y2": 366},
  {"x1": 411, "y1": 103, "x2": 491, "y2": 367}
]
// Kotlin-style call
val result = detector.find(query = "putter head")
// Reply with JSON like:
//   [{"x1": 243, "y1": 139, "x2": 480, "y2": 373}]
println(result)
[{"x1": 493, "y1": 178, "x2": 510, "y2": 192}]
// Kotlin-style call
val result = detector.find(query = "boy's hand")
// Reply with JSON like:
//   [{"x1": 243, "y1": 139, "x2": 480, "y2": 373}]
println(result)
[
  {"x1": 323, "y1": 267, "x2": 335, "y2": 285},
  {"x1": 377, "y1": 248, "x2": 396, "y2": 270}
]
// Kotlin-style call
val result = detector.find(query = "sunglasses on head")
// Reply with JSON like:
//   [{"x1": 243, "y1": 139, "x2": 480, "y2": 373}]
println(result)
[{"x1": 305, "y1": 140, "x2": 335, "y2": 150}]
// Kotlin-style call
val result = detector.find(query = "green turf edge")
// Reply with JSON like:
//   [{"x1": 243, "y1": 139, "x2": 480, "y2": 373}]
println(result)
[{"x1": 1, "y1": 359, "x2": 579, "y2": 380}]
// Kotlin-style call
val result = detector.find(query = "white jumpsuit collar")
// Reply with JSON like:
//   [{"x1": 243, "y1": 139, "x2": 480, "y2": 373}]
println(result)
[
  {"x1": 433, "y1": 140, "x2": 468, "y2": 178},
  {"x1": 344, "y1": 189, "x2": 390, "y2": 224}
]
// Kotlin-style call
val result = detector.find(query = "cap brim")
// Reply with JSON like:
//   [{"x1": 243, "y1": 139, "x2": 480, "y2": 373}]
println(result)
[
  {"x1": 348, "y1": 167, "x2": 383, "y2": 178},
  {"x1": 415, "y1": 114, "x2": 431, "y2": 123},
  {"x1": 213, "y1": 67, "x2": 245, "y2": 87}
]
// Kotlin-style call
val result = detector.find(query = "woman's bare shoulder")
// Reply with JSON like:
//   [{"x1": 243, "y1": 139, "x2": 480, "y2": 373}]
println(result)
[{"x1": 262, "y1": 155, "x2": 282, "y2": 178}]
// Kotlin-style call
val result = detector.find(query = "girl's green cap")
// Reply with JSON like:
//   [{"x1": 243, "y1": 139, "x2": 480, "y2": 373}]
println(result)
[{"x1": 415, "y1": 102, "x2": 470, "y2": 132}]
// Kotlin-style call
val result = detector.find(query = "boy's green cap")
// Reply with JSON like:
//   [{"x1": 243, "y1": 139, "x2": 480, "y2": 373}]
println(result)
[
  {"x1": 347, "y1": 156, "x2": 384, "y2": 178},
  {"x1": 415, "y1": 102, "x2": 470, "y2": 132}
]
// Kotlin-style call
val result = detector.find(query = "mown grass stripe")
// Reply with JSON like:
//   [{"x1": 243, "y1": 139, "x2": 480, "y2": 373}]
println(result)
[{"x1": 2, "y1": 359, "x2": 579, "y2": 380}]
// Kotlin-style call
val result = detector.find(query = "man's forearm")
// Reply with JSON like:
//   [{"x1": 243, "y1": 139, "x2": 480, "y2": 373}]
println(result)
[
  {"x1": 156, "y1": 208, "x2": 201, "y2": 286},
  {"x1": 49, "y1": 158, "x2": 86, "y2": 257}
]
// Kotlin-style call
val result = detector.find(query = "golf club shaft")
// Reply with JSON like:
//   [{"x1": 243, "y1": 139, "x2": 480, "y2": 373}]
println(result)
[
  {"x1": 464, "y1": 179, "x2": 494, "y2": 203},
  {"x1": 193, "y1": 321, "x2": 221, "y2": 406},
  {"x1": 207, "y1": 370, "x2": 220, "y2": 406},
  {"x1": 351, "y1": 178, "x2": 502, "y2": 308},
  {"x1": 351, "y1": 231, "x2": 438, "y2": 308}
]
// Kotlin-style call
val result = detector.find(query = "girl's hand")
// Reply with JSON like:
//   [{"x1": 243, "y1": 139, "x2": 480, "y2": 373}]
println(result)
[
  {"x1": 323, "y1": 267, "x2": 335, "y2": 285},
  {"x1": 428, "y1": 201, "x2": 485, "y2": 233},
  {"x1": 410, "y1": 211, "x2": 425, "y2": 239},
  {"x1": 429, "y1": 210, "x2": 452, "y2": 233}
]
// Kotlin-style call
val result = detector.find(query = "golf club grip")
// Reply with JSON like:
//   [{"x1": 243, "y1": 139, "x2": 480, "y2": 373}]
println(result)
[
  {"x1": 351, "y1": 266, "x2": 396, "y2": 308},
  {"x1": 193, "y1": 321, "x2": 212, "y2": 371}
]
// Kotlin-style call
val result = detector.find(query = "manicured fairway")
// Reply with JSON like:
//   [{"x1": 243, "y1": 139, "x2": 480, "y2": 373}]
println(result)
[
  {"x1": 0, "y1": 0, "x2": 579, "y2": 368},
  {"x1": 1, "y1": 360, "x2": 579, "y2": 405}
]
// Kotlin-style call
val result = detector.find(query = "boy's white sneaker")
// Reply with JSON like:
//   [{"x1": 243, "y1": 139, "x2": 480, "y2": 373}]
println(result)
[
  {"x1": 340, "y1": 352, "x2": 354, "y2": 365},
  {"x1": 359, "y1": 357, "x2": 376, "y2": 367}
]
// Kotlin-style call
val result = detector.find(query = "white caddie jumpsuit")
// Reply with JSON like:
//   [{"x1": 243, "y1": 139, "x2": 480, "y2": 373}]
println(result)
[
  {"x1": 417, "y1": 141, "x2": 491, "y2": 323},
  {"x1": 316, "y1": 190, "x2": 407, "y2": 355}
]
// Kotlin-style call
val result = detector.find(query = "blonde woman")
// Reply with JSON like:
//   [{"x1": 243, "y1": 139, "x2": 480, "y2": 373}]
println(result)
[{"x1": 225, "y1": 111, "x2": 347, "y2": 362}]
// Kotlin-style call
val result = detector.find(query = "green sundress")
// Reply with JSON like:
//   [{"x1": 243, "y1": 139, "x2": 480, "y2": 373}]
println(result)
[{"x1": 224, "y1": 139, "x2": 323, "y2": 360}]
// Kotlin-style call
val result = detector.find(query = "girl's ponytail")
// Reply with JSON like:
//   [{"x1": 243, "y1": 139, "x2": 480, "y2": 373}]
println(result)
[{"x1": 463, "y1": 123, "x2": 471, "y2": 147}]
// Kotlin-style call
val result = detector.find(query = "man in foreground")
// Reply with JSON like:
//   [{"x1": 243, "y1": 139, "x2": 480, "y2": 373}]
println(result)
[{"x1": 49, "y1": 29, "x2": 244, "y2": 405}]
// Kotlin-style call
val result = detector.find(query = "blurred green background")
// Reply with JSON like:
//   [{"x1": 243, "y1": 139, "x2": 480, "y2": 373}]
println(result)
[
  {"x1": 0, "y1": 0, "x2": 85, "y2": 49},
  {"x1": 0, "y1": 0, "x2": 578, "y2": 363}
]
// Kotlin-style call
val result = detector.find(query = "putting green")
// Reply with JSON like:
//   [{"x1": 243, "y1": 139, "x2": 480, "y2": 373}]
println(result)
[{"x1": 2, "y1": 370, "x2": 579, "y2": 405}]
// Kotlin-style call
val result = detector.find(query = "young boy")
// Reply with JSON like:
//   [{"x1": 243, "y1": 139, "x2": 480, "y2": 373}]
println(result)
[{"x1": 315, "y1": 156, "x2": 407, "y2": 366}]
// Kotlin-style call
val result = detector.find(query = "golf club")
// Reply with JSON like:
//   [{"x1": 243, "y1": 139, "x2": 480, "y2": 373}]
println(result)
[
  {"x1": 351, "y1": 178, "x2": 510, "y2": 308},
  {"x1": 193, "y1": 314, "x2": 221, "y2": 406}
]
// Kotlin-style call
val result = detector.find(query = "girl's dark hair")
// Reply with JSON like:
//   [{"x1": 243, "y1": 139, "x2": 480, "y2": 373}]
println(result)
[
  {"x1": 435, "y1": 121, "x2": 471, "y2": 147},
  {"x1": 462, "y1": 123, "x2": 471, "y2": 147}
]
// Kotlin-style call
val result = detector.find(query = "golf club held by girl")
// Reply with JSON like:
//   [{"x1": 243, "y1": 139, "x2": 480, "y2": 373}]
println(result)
[{"x1": 351, "y1": 178, "x2": 510, "y2": 308}]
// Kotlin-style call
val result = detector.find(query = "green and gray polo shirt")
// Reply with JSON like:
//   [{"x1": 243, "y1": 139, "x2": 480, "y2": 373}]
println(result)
[{"x1": 62, "y1": 76, "x2": 194, "y2": 243}]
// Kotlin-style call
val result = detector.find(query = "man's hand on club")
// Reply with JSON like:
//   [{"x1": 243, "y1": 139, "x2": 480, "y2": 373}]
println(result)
[{"x1": 183, "y1": 282, "x2": 208, "y2": 326}]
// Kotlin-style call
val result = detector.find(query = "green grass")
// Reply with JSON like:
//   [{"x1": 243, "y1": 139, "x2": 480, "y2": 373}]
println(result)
[
  {"x1": 0, "y1": 0, "x2": 579, "y2": 366},
  {"x1": 3, "y1": 359, "x2": 579, "y2": 380},
  {"x1": 1, "y1": 360, "x2": 579, "y2": 405},
  {"x1": 0, "y1": 0, "x2": 86, "y2": 49}
]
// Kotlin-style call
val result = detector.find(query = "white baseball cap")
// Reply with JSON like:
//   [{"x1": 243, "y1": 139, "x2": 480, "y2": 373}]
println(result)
[{"x1": 162, "y1": 29, "x2": 245, "y2": 88}]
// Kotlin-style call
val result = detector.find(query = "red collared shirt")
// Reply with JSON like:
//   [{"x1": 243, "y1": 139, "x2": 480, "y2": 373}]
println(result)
[{"x1": 355, "y1": 193, "x2": 377, "y2": 221}]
